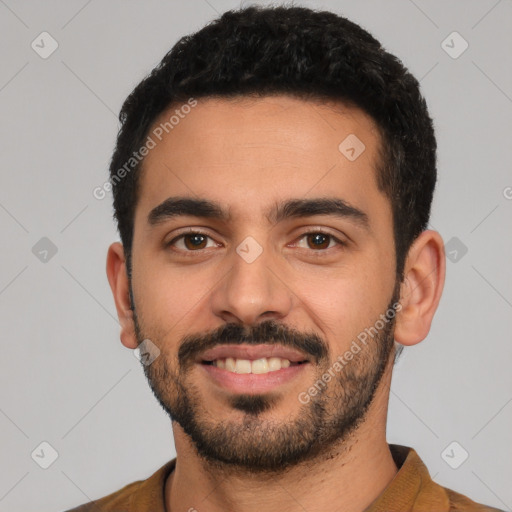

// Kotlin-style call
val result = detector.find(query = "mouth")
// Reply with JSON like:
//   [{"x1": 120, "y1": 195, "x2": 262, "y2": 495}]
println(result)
[
  {"x1": 197, "y1": 344, "x2": 311, "y2": 394},
  {"x1": 201, "y1": 357, "x2": 308, "y2": 374}
]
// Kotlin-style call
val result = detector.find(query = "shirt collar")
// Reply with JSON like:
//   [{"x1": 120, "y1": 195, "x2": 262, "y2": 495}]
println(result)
[
  {"x1": 128, "y1": 444, "x2": 450, "y2": 512},
  {"x1": 364, "y1": 444, "x2": 450, "y2": 511}
]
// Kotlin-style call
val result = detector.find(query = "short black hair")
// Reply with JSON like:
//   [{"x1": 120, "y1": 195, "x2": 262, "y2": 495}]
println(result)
[{"x1": 109, "y1": 4, "x2": 437, "y2": 281}]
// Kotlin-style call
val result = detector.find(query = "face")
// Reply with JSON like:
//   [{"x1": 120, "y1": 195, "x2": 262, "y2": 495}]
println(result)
[{"x1": 129, "y1": 95, "x2": 400, "y2": 473}]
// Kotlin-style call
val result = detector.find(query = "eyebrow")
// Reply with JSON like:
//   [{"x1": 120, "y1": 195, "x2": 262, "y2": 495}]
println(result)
[{"x1": 147, "y1": 196, "x2": 370, "y2": 231}]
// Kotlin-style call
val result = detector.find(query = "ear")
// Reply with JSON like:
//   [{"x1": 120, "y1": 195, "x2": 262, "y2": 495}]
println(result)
[
  {"x1": 106, "y1": 242, "x2": 138, "y2": 349},
  {"x1": 394, "y1": 230, "x2": 446, "y2": 347}
]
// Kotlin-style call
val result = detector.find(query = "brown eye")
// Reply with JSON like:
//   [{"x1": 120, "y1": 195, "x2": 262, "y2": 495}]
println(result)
[
  {"x1": 168, "y1": 231, "x2": 217, "y2": 251},
  {"x1": 183, "y1": 233, "x2": 208, "y2": 250},
  {"x1": 294, "y1": 231, "x2": 345, "y2": 251},
  {"x1": 306, "y1": 233, "x2": 331, "y2": 250}
]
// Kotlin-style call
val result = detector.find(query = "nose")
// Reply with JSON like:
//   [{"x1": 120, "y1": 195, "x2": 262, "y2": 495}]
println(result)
[{"x1": 209, "y1": 240, "x2": 294, "y2": 326}]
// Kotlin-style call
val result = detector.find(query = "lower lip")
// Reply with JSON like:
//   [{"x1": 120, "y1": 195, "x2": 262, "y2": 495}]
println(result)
[{"x1": 199, "y1": 363, "x2": 309, "y2": 394}]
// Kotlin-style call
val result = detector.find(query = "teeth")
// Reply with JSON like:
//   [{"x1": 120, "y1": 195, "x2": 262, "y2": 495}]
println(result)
[
  {"x1": 212, "y1": 357, "x2": 296, "y2": 374},
  {"x1": 234, "y1": 359, "x2": 251, "y2": 374},
  {"x1": 268, "y1": 357, "x2": 282, "y2": 371},
  {"x1": 251, "y1": 358, "x2": 269, "y2": 374}
]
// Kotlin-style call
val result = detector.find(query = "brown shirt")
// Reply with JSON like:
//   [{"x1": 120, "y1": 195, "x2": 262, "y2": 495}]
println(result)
[{"x1": 65, "y1": 444, "x2": 504, "y2": 512}]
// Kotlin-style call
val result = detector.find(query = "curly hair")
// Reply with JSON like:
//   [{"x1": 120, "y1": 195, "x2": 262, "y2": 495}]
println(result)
[{"x1": 109, "y1": 4, "x2": 437, "y2": 281}]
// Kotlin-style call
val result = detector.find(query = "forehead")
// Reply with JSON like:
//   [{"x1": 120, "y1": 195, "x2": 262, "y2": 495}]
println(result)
[{"x1": 136, "y1": 95, "x2": 387, "y2": 226}]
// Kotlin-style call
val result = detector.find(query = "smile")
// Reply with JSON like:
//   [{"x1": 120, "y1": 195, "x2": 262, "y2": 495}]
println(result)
[{"x1": 203, "y1": 357, "x2": 307, "y2": 374}]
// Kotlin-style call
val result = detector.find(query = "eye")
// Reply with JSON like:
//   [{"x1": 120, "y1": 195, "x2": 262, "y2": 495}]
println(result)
[
  {"x1": 167, "y1": 231, "x2": 219, "y2": 251},
  {"x1": 292, "y1": 231, "x2": 346, "y2": 251},
  {"x1": 166, "y1": 229, "x2": 346, "y2": 254}
]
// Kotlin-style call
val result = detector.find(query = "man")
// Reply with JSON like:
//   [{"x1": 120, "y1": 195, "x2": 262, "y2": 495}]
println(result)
[{"x1": 67, "y1": 5, "x2": 503, "y2": 512}]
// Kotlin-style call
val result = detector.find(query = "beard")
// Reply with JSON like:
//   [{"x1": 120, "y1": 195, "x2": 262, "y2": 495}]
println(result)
[{"x1": 132, "y1": 281, "x2": 400, "y2": 475}]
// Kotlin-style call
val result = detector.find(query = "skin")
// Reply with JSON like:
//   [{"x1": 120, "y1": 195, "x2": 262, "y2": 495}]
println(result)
[{"x1": 106, "y1": 95, "x2": 445, "y2": 512}]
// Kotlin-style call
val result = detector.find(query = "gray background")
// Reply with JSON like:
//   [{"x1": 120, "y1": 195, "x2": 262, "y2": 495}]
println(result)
[{"x1": 0, "y1": 0, "x2": 511, "y2": 510}]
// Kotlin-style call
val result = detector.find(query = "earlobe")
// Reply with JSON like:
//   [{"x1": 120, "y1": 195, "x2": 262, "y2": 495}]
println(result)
[
  {"x1": 394, "y1": 230, "x2": 446, "y2": 347},
  {"x1": 106, "y1": 242, "x2": 139, "y2": 349}
]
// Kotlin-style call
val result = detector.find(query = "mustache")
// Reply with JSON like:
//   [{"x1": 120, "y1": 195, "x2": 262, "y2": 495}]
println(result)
[{"x1": 178, "y1": 319, "x2": 329, "y2": 367}]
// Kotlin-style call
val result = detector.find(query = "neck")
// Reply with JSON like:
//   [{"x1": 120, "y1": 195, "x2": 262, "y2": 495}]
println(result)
[{"x1": 166, "y1": 372, "x2": 397, "y2": 512}]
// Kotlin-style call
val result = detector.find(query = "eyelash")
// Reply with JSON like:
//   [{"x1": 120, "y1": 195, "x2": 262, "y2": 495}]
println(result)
[{"x1": 166, "y1": 229, "x2": 347, "y2": 256}]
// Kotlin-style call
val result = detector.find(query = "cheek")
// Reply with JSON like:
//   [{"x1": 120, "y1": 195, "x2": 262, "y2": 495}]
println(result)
[
  {"x1": 293, "y1": 270, "x2": 368, "y2": 342},
  {"x1": 132, "y1": 257, "x2": 205, "y2": 331},
  {"x1": 293, "y1": 262, "x2": 391, "y2": 349}
]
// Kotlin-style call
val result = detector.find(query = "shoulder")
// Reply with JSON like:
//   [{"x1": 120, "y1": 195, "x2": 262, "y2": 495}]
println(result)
[
  {"x1": 444, "y1": 486, "x2": 506, "y2": 512},
  {"x1": 386, "y1": 444, "x2": 504, "y2": 512},
  {"x1": 63, "y1": 459, "x2": 176, "y2": 512},
  {"x1": 63, "y1": 480, "x2": 144, "y2": 511}
]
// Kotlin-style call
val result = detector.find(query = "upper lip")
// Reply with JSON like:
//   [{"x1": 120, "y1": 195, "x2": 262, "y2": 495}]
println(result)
[{"x1": 198, "y1": 344, "x2": 310, "y2": 363}]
